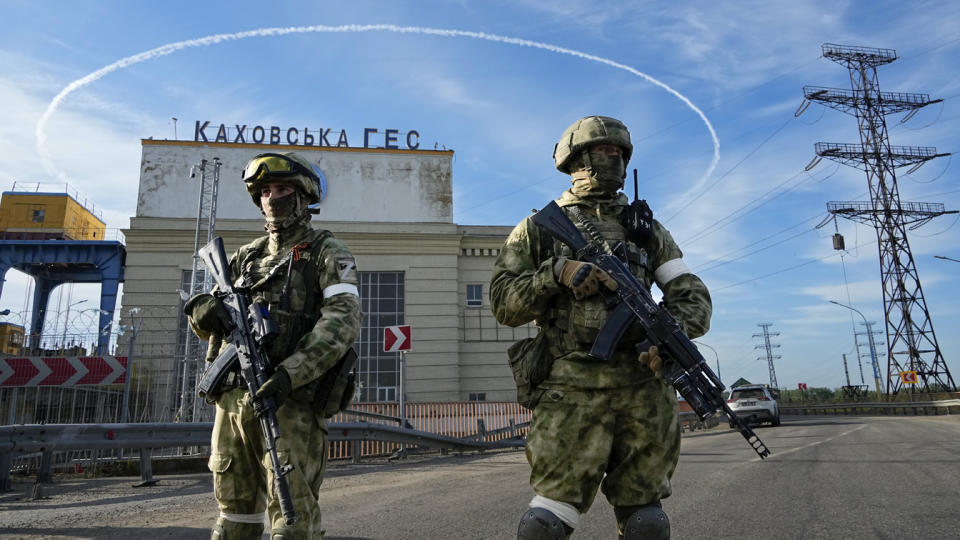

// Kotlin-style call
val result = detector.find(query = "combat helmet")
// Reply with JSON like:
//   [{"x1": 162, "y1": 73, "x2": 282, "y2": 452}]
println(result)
[
  {"x1": 241, "y1": 151, "x2": 328, "y2": 207},
  {"x1": 553, "y1": 116, "x2": 633, "y2": 173}
]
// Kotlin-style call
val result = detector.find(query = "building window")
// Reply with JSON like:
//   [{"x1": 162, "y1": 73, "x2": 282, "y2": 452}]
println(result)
[
  {"x1": 32, "y1": 208, "x2": 45, "y2": 223},
  {"x1": 356, "y1": 271, "x2": 405, "y2": 402},
  {"x1": 468, "y1": 392, "x2": 486, "y2": 402},
  {"x1": 466, "y1": 284, "x2": 483, "y2": 307},
  {"x1": 377, "y1": 387, "x2": 397, "y2": 402}
]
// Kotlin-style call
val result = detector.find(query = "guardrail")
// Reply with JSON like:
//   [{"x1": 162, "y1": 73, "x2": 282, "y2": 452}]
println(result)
[
  {"x1": 0, "y1": 417, "x2": 528, "y2": 492},
  {"x1": 1, "y1": 409, "x2": 713, "y2": 492},
  {"x1": 781, "y1": 399, "x2": 960, "y2": 416},
  {"x1": 0, "y1": 422, "x2": 212, "y2": 491}
]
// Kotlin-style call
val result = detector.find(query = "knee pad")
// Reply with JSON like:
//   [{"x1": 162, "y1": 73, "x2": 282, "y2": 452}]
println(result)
[
  {"x1": 210, "y1": 520, "x2": 264, "y2": 540},
  {"x1": 616, "y1": 504, "x2": 670, "y2": 540},
  {"x1": 517, "y1": 507, "x2": 573, "y2": 540}
]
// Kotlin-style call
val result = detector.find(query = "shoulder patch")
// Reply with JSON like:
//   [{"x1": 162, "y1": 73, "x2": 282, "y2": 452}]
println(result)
[{"x1": 336, "y1": 258, "x2": 356, "y2": 280}]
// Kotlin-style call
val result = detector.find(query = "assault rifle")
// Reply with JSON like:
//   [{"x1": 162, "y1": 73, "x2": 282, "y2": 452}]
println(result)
[
  {"x1": 198, "y1": 237, "x2": 298, "y2": 524},
  {"x1": 531, "y1": 201, "x2": 770, "y2": 459}
]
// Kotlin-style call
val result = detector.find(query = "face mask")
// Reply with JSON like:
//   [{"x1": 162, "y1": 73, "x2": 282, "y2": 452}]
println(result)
[
  {"x1": 263, "y1": 191, "x2": 305, "y2": 231},
  {"x1": 588, "y1": 153, "x2": 625, "y2": 189},
  {"x1": 570, "y1": 152, "x2": 625, "y2": 197}
]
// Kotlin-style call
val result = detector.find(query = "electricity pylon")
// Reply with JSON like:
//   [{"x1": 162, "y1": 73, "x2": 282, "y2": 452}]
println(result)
[{"x1": 799, "y1": 44, "x2": 957, "y2": 394}]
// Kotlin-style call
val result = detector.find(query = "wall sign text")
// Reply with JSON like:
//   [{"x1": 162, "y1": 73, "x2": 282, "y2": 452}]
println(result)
[{"x1": 194, "y1": 121, "x2": 421, "y2": 150}]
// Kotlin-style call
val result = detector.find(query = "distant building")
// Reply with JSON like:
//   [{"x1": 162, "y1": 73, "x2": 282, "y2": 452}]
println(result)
[
  {"x1": 0, "y1": 189, "x2": 106, "y2": 241},
  {"x1": 120, "y1": 137, "x2": 526, "y2": 420},
  {"x1": 0, "y1": 322, "x2": 24, "y2": 355}
]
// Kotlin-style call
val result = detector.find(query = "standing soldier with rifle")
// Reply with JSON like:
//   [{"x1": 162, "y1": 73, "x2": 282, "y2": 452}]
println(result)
[
  {"x1": 184, "y1": 151, "x2": 362, "y2": 540},
  {"x1": 491, "y1": 116, "x2": 713, "y2": 540}
]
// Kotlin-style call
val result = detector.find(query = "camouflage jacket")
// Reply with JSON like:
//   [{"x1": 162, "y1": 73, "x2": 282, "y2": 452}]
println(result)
[
  {"x1": 490, "y1": 190, "x2": 712, "y2": 389},
  {"x1": 226, "y1": 221, "x2": 362, "y2": 390}
]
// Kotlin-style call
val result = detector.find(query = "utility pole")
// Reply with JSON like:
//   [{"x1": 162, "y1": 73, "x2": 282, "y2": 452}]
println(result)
[
  {"x1": 856, "y1": 321, "x2": 885, "y2": 394},
  {"x1": 841, "y1": 352, "x2": 869, "y2": 400},
  {"x1": 177, "y1": 157, "x2": 221, "y2": 423},
  {"x1": 842, "y1": 353, "x2": 852, "y2": 386},
  {"x1": 853, "y1": 332, "x2": 866, "y2": 384},
  {"x1": 120, "y1": 309, "x2": 143, "y2": 423},
  {"x1": 753, "y1": 323, "x2": 781, "y2": 389},
  {"x1": 800, "y1": 43, "x2": 957, "y2": 394}
]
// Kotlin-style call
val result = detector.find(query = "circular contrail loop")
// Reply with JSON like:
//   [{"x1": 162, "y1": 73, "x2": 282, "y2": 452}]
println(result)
[{"x1": 37, "y1": 24, "x2": 719, "y2": 195}]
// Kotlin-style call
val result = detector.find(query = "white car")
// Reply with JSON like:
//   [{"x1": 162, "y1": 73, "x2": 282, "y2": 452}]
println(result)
[{"x1": 727, "y1": 385, "x2": 780, "y2": 427}]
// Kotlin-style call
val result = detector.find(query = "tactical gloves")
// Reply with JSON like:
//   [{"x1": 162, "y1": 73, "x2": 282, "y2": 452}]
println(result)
[
  {"x1": 254, "y1": 367, "x2": 293, "y2": 409},
  {"x1": 554, "y1": 257, "x2": 619, "y2": 300},
  {"x1": 638, "y1": 345, "x2": 662, "y2": 373},
  {"x1": 183, "y1": 293, "x2": 232, "y2": 339}
]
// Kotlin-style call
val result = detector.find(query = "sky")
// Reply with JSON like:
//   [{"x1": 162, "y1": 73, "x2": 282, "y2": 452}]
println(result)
[{"x1": 1, "y1": 0, "x2": 958, "y2": 393}]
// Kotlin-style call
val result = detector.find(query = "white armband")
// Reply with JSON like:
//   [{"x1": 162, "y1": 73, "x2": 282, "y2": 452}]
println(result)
[
  {"x1": 654, "y1": 258, "x2": 691, "y2": 287},
  {"x1": 323, "y1": 283, "x2": 359, "y2": 298},
  {"x1": 219, "y1": 511, "x2": 265, "y2": 524}
]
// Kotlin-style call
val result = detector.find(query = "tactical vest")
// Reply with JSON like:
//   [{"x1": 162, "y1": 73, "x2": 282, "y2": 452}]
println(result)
[
  {"x1": 545, "y1": 204, "x2": 654, "y2": 350},
  {"x1": 235, "y1": 228, "x2": 332, "y2": 367}
]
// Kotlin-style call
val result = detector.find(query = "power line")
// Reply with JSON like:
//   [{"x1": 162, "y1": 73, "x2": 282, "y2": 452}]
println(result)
[
  {"x1": 681, "y1": 168, "x2": 805, "y2": 245},
  {"x1": 681, "y1": 163, "x2": 839, "y2": 246},
  {"x1": 695, "y1": 218, "x2": 823, "y2": 274},
  {"x1": 662, "y1": 117, "x2": 795, "y2": 224},
  {"x1": 633, "y1": 55, "x2": 824, "y2": 144},
  {"x1": 711, "y1": 237, "x2": 879, "y2": 292},
  {"x1": 691, "y1": 183, "x2": 874, "y2": 276},
  {"x1": 911, "y1": 213, "x2": 960, "y2": 238}
]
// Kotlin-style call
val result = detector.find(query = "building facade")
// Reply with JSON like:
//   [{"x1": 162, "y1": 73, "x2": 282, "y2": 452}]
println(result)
[{"x1": 120, "y1": 139, "x2": 527, "y2": 419}]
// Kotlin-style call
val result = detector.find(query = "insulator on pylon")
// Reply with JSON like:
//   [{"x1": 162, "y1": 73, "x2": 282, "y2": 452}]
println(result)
[{"x1": 832, "y1": 233, "x2": 846, "y2": 251}]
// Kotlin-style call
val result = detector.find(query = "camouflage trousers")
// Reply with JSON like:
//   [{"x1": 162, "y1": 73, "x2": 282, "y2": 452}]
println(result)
[
  {"x1": 209, "y1": 387, "x2": 328, "y2": 539},
  {"x1": 526, "y1": 378, "x2": 681, "y2": 513}
]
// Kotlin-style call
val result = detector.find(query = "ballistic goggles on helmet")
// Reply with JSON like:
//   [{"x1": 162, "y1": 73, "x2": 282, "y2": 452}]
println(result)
[{"x1": 241, "y1": 152, "x2": 327, "y2": 201}]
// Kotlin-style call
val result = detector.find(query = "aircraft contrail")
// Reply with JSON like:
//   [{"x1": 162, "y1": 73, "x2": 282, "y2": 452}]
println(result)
[{"x1": 36, "y1": 24, "x2": 719, "y2": 193}]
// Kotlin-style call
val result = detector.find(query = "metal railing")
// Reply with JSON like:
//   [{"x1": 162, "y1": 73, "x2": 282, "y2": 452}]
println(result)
[
  {"x1": 0, "y1": 228, "x2": 125, "y2": 243},
  {"x1": 781, "y1": 399, "x2": 960, "y2": 416},
  {"x1": 0, "y1": 412, "x2": 529, "y2": 490},
  {"x1": 328, "y1": 401, "x2": 531, "y2": 459}
]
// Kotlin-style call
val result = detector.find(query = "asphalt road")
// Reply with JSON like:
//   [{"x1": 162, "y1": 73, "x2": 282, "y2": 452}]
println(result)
[{"x1": 1, "y1": 415, "x2": 958, "y2": 539}]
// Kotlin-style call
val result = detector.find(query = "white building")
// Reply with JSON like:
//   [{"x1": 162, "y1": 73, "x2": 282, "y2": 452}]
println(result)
[{"x1": 121, "y1": 136, "x2": 531, "y2": 419}]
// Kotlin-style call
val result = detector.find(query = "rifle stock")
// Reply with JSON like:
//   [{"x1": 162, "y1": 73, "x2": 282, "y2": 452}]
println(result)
[
  {"x1": 198, "y1": 236, "x2": 299, "y2": 524},
  {"x1": 531, "y1": 201, "x2": 770, "y2": 459}
]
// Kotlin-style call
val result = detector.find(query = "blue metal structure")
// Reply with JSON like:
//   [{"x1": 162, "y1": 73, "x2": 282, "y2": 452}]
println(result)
[{"x1": 0, "y1": 240, "x2": 125, "y2": 354}]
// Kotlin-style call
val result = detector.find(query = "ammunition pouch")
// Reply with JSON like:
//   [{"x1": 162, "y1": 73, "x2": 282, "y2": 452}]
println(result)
[
  {"x1": 507, "y1": 330, "x2": 554, "y2": 410},
  {"x1": 308, "y1": 347, "x2": 358, "y2": 418}
]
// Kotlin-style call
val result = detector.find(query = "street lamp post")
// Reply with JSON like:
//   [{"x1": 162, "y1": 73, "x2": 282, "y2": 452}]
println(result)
[
  {"x1": 829, "y1": 300, "x2": 884, "y2": 396},
  {"x1": 59, "y1": 299, "x2": 87, "y2": 348},
  {"x1": 693, "y1": 340, "x2": 722, "y2": 385},
  {"x1": 120, "y1": 308, "x2": 143, "y2": 424},
  {"x1": 934, "y1": 255, "x2": 960, "y2": 263}
]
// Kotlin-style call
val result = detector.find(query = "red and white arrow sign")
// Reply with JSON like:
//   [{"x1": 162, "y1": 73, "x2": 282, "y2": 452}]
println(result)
[
  {"x1": 0, "y1": 356, "x2": 128, "y2": 387},
  {"x1": 383, "y1": 325, "x2": 412, "y2": 352}
]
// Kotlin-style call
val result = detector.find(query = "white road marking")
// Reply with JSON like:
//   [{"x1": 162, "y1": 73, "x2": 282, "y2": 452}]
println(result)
[{"x1": 751, "y1": 423, "x2": 868, "y2": 462}]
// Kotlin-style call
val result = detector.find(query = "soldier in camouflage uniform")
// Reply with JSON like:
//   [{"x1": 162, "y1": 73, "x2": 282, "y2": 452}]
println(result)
[
  {"x1": 185, "y1": 152, "x2": 362, "y2": 540},
  {"x1": 490, "y1": 116, "x2": 711, "y2": 540}
]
